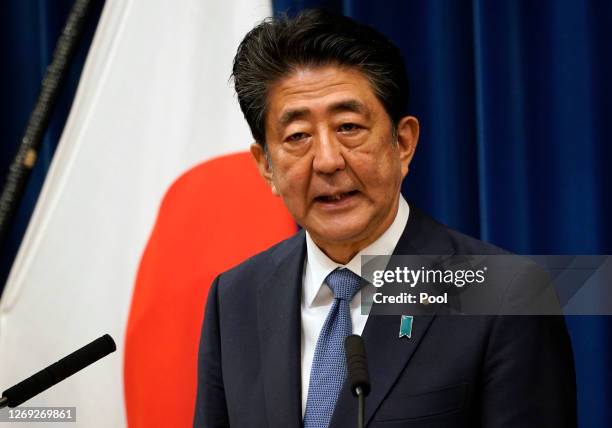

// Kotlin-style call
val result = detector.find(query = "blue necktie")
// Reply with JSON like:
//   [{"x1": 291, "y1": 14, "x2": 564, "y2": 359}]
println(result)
[{"x1": 303, "y1": 268, "x2": 363, "y2": 428}]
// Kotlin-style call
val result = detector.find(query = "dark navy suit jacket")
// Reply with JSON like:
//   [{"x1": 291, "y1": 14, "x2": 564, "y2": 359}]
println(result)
[{"x1": 194, "y1": 207, "x2": 576, "y2": 427}]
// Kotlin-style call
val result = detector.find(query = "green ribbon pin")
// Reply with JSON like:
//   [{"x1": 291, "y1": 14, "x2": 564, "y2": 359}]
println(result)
[{"x1": 399, "y1": 315, "x2": 414, "y2": 338}]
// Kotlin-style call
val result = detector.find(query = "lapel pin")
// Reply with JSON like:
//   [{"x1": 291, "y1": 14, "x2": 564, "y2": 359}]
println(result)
[{"x1": 399, "y1": 315, "x2": 414, "y2": 339}]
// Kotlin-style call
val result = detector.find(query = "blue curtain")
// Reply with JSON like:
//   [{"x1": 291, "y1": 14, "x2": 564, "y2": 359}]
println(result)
[
  {"x1": 272, "y1": 0, "x2": 612, "y2": 426},
  {"x1": 0, "y1": 0, "x2": 104, "y2": 288}
]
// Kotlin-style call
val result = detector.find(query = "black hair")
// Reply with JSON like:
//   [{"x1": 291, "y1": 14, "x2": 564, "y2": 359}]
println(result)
[{"x1": 231, "y1": 9, "x2": 410, "y2": 145}]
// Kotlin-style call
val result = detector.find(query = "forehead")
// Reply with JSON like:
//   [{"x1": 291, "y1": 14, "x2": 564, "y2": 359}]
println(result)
[{"x1": 265, "y1": 65, "x2": 383, "y2": 125}]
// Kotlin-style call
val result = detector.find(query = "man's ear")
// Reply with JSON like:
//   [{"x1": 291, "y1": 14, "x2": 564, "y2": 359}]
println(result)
[
  {"x1": 396, "y1": 116, "x2": 420, "y2": 178},
  {"x1": 250, "y1": 142, "x2": 279, "y2": 195}
]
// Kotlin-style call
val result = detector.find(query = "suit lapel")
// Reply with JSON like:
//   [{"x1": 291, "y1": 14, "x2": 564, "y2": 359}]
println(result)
[
  {"x1": 257, "y1": 233, "x2": 305, "y2": 428},
  {"x1": 330, "y1": 313, "x2": 436, "y2": 427},
  {"x1": 330, "y1": 206, "x2": 456, "y2": 427}
]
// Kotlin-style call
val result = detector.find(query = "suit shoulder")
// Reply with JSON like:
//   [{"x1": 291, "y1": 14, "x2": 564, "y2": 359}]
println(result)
[
  {"x1": 406, "y1": 205, "x2": 510, "y2": 256},
  {"x1": 445, "y1": 228, "x2": 510, "y2": 255},
  {"x1": 216, "y1": 229, "x2": 305, "y2": 286},
  {"x1": 441, "y1": 224, "x2": 543, "y2": 273}
]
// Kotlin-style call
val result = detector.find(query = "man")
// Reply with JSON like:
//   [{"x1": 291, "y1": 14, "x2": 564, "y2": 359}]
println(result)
[{"x1": 194, "y1": 9, "x2": 576, "y2": 427}]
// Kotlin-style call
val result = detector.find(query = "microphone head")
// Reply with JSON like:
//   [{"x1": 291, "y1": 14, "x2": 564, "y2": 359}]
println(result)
[
  {"x1": 344, "y1": 334, "x2": 371, "y2": 397},
  {"x1": 99, "y1": 334, "x2": 117, "y2": 353}
]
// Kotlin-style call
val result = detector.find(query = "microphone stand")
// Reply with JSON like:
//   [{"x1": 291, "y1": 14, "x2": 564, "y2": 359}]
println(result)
[
  {"x1": 356, "y1": 386, "x2": 365, "y2": 428},
  {"x1": 345, "y1": 335, "x2": 371, "y2": 428}
]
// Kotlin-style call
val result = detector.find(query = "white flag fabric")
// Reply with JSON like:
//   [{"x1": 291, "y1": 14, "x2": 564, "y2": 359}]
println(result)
[{"x1": 0, "y1": 1, "x2": 298, "y2": 426}]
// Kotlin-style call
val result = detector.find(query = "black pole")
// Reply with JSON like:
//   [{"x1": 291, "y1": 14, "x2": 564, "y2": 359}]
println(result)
[
  {"x1": 345, "y1": 335, "x2": 371, "y2": 428},
  {"x1": 357, "y1": 387, "x2": 365, "y2": 428},
  {"x1": 1, "y1": 334, "x2": 116, "y2": 408},
  {"x1": 0, "y1": 0, "x2": 97, "y2": 248}
]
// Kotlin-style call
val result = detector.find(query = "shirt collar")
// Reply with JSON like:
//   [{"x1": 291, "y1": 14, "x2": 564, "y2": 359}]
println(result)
[{"x1": 303, "y1": 195, "x2": 410, "y2": 307}]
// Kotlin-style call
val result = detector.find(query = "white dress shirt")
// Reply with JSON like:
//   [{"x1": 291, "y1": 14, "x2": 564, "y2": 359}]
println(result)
[{"x1": 300, "y1": 195, "x2": 410, "y2": 415}]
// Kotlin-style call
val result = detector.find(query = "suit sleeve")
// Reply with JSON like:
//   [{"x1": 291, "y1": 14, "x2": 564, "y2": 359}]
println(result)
[
  {"x1": 479, "y1": 264, "x2": 577, "y2": 427},
  {"x1": 193, "y1": 276, "x2": 230, "y2": 428}
]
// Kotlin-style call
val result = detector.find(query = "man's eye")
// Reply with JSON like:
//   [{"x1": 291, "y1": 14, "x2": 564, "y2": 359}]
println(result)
[
  {"x1": 338, "y1": 123, "x2": 361, "y2": 133},
  {"x1": 286, "y1": 132, "x2": 308, "y2": 142}
]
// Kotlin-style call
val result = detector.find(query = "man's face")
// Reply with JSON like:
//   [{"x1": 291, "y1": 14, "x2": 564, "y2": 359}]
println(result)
[{"x1": 251, "y1": 65, "x2": 419, "y2": 262}]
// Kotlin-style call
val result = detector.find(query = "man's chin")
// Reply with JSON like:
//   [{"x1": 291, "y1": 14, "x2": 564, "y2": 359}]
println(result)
[{"x1": 307, "y1": 225, "x2": 371, "y2": 248}]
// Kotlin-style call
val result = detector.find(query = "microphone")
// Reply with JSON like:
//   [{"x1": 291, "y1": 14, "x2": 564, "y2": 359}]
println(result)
[
  {"x1": 345, "y1": 334, "x2": 370, "y2": 428},
  {"x1": 0, "y1": 334, "x2": 116, "y2": 409}
]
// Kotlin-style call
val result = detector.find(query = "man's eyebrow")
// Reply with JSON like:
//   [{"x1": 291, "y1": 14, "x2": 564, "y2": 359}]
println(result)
[
  {"x1": 278, "y1": 108, "x2": 309, "y2": 128},
  {"x1": 327, "y1": 99, "x2": 370, "y2": 118},
  {"x1": 278, "y1": 99, "x2": 370, "y2": 129}
]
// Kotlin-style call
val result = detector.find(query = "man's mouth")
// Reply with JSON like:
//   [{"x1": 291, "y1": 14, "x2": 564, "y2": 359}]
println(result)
[{"x1": 314, "y1": 190, "x2": 359, "y2": 203}]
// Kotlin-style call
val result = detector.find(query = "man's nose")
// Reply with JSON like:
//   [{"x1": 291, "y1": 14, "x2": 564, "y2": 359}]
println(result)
[{"x1": 312, "y1": 131, "x2": 345, "y2": 174}]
